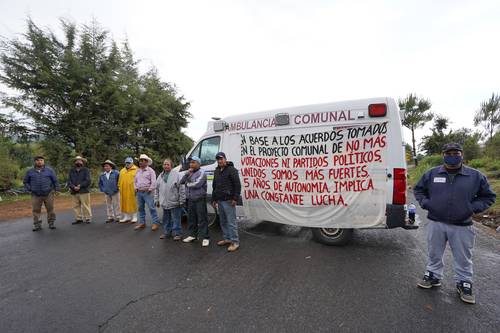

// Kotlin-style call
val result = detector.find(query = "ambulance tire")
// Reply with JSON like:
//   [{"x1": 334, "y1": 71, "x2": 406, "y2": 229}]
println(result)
[
  {"x1": 208, "y1": 213, "x2": 220, "y2": 229},
  {"x1": 311, "y1": 228, "x2": 353, "y2": 246}
]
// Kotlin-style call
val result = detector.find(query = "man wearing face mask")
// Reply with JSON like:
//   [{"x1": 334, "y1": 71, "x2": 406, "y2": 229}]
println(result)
[
  {"x1": 414, "y1": 143, "x2": 496, "y2": 304},
  {"x1": 68, "y1": 156, "x2": 92, "y2": 224}
]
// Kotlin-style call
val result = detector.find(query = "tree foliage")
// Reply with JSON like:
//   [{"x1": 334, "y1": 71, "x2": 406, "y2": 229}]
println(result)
[
  {"x1": 0, "y1": 18, "x2": 192, "y2": 171},
  {"x1": 398, "y1": 93, "x2": 433, "y2": 166},
  {"x1": 474, "y1": 93, "x2": 500, "y2": 140},
  {"x1": 420, "y1": 115, "x2": 481, "y2": 160}
]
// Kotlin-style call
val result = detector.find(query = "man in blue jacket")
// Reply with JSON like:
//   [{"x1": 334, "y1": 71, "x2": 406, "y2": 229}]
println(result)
[
  {"x1": 98, "y1": 160, "x2": 120, "y2": 223},
  {"x1": 23, "y1": 156, "x2": 60, "y2": 231},
  {"x1": 414, "y1": 143, "x2": 496, "y2": 304}
]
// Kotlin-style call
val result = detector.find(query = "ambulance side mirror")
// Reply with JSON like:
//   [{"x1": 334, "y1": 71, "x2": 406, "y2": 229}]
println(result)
[{"x1": 180, "y1": 155, "x2": 189, "y2": 171}]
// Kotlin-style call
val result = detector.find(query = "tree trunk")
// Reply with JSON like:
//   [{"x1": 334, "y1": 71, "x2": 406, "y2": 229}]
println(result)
[{"x1": 411, "y1": 126, "x2": 418, "y2": 167}]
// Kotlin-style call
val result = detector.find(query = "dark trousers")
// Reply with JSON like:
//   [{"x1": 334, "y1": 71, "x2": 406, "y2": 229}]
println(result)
[{"x1": 187, "y1": 197, "x2": 209, "y2": 239}]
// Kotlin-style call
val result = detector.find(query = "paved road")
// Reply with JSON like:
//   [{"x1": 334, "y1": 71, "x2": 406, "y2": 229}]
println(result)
[{"x1": 0, "y1": 200, "x2": 499, "y2": 333}]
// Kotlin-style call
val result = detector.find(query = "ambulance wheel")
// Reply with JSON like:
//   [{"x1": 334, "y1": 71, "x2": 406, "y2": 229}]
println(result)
[
  {"x1": 208, "y1": 213, "x2": 219, "y2": 228},
  {"x1": 311, "y1": 228, "x2": 353, "y2": 246}
]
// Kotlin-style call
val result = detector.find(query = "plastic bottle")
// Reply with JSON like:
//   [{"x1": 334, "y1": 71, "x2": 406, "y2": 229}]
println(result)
[{"x1": 408, "y1": 203, "x2": 416, "y2": 224}]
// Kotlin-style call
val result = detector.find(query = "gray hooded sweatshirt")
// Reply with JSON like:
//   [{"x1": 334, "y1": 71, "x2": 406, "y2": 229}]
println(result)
[{"x1": 154, "y1": 169, "x2": 186, "y2": 209}]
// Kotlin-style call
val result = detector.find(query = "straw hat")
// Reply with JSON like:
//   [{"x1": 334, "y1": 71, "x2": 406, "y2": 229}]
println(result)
[
  {"x1": 138, "y1": 154, "x2": 153, "y2": 165},
  {"x1": 102, "y1": 160, "x2": 116, "y2": 168},
  {"x1": 73, "y1": 156, "x2": 88, "y2": 164}
]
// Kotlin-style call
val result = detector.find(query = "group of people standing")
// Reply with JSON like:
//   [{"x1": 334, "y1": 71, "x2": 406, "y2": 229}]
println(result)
[{"x1": 23, "y1": 151, "x2": 242, "y2": 252}]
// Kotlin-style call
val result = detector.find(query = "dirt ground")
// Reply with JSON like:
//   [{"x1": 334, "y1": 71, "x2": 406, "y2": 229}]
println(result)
[
  {"x1": 0, "y1": 193, "x2": 105, "y2": 221},
  {"x1": 1, "y1": 193, "x2": 498, "y2": 237}
]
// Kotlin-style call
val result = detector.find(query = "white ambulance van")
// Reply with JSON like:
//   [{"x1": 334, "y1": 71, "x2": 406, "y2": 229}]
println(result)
[{"x1": 179, "y1": 97, "x2": 416, "y2": 245}]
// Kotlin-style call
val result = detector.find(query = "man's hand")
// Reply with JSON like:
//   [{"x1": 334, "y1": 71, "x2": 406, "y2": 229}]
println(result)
[
  {"x1": 155, "y1": 201, "x2": 160, "y2": 208},
  {"x1": 212, "y1": 201, "x2": 218, "y2": 209},
  {"x1": 231, "y1": 200, "x2": 237, "y2": 207}
]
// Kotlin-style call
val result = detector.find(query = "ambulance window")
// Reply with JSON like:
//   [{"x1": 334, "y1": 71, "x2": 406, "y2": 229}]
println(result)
[{"x1": 189, "y1": 136, "x2": 220, "y2": 166}]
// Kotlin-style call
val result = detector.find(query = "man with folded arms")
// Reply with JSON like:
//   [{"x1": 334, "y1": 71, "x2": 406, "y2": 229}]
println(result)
[{"x1": 180, "y1": 156, "x2": 210, "y2": 247}]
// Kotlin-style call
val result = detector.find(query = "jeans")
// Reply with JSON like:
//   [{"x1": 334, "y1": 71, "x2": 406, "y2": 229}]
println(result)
[
  {"x1": 162, "y1": 207, "x2": 183, "y2": 236},
  {"x1": 187, "y1": 197, "x2": 209, "y2": 239},
  {"x1": 136, "y1": 191, "x2": 159, "y2": 225},
  {"x1": 218, "y1": 200, "x2": 239, "y2": 244},
  {"x1": 426, "y1": 221, "x2": 475, "y2": 283}
]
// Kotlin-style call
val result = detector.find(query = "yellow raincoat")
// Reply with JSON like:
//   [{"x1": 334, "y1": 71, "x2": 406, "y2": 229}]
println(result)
[{"x1": 119, "y1": 164, "x2": 138, "y2": 213}]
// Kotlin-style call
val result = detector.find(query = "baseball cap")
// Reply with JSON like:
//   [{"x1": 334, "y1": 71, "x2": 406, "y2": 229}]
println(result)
[
  {"x1": 190, "y1": 156, "x2": 201, "y2": 164},
  {"x1": 124, "y1": 157, "x2": 134, "y2": 164},
  {"x1": 215, "y1": 152, "x2": 226, "y2": 159},
  {"x1": 442, "y1": 143, "x2": 463, "y2": 153}
]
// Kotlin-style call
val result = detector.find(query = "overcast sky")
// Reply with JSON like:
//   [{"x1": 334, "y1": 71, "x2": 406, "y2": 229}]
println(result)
[{"x1": 1, "y1": 0, "x2": 499, "y2": 146}]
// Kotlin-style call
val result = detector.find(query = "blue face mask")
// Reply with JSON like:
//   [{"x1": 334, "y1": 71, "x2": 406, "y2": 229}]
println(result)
[{"x1": 444, "y1": 155, "x2": 462, "y2": 166}]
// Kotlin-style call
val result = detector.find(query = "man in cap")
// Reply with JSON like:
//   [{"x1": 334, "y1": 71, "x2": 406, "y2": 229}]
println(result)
[
  {"x1": 98, "y1": 160, "x2": 121, "y2": 223},
  {"x1": 212, "y1": 152, "x2": 242, "y2": 252},
  {"x1": 180, "y1": 156, "x2": 210, "y2": 247},
  {"x1": 155, "y1": 158, "x2": 186, "y2": 241},
  {"x1": 134, "y1": 154, "x2": 160, "y2": 231},
  {"x1": 68, "y1": 156, "x2": 92, "y2": 224},
  {"x1": 118, "y1": 157, "x2": 138, "y2": 223},
  {"x1": 414, "y1": 143, "x2": 496, "y2": 304},
  {"x1": 23, "y1": 156, "x2": 60, "y2": 231}
]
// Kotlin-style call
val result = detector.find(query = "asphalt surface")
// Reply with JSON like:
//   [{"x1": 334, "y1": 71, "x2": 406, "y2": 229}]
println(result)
[{"x1": 0, "y1": 198, "x2": 499, "y2": 333}]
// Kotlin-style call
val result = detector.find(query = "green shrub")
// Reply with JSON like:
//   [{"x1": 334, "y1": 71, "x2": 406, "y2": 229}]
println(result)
[
  {"x1": 468, "y1": 158, "x2": 486, "y2": 169},
  {"x1": 0, "y1": 145, "x2": 20, "y2": 190},
  {"x1": 467, "y1": 157, "x2": 500, "y2": 172},
  {"x1": 408, "y1": 155, "x2": 443, "y2": 186}
]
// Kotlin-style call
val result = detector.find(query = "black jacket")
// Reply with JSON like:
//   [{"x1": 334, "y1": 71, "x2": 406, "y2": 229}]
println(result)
[
  {"x1": 212, "y1": 161, "x2": 241, "y2": 202},
  {"x1": 68, "y1": 167, "x2": 91, "y2": 194}
]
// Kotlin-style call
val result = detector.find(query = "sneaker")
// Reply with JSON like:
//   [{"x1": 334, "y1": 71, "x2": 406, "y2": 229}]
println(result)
[
  {"x1": 173, "y1": 235, "x2": 182, "y2": 241},
  {"x1": 32, "y1": 225, "x2": 42, "y2": 232},
  {"x1": 134, "y1": 224, "x2": 146, "y2": 230},
  {"x1": 160, "y1": 234, "x2": 167, "y2": 239},
  {"x1": 105, "y1": 219, "x2": 114, "y2": 223},
  {"x1": 228, "y1": 243, "x2": 240, "y2": 252},
  {"x1": 84, "y1": 220, "x2": 91, "y2": 224},
  {"x1": 456, "y1": 281, "x2": 476, "y2": 304},
  {"x1": 151, "y1": 224, "x2": 159, "y2": 231},
  {"x1": 49, "y1": 224, "x2": 56, "y2": 230},
  {"x1": 202, "y1": 239, "x2": 210, "y2": 247},
  {"x1": 183, "y1": 236, "x2": 196, "y2": 243},
  {"x1": 217, "y1": 240, "x2": 231, "y2": 246},
  {"x1": 417, "y1": 271, "x2": 441, "y2": 289},
  {"x1": 72, "y1": 220, "x2": 83, "y2": 225}
]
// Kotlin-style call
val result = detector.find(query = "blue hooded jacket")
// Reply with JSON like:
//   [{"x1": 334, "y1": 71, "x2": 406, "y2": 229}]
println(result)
[{"x1": 414, "y1": 165, "x2": 496, "y2": 225}]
